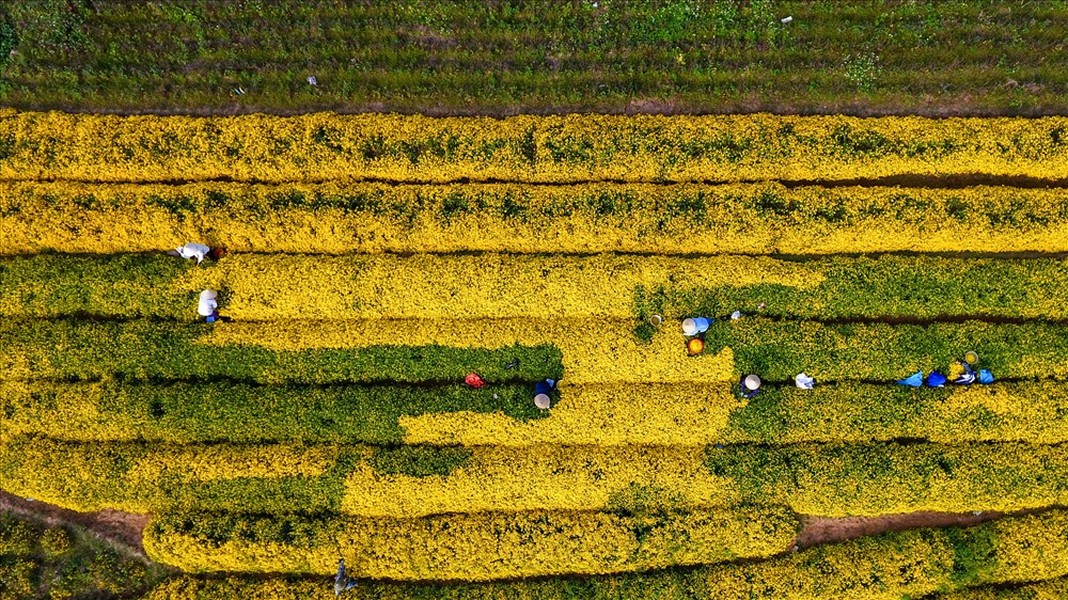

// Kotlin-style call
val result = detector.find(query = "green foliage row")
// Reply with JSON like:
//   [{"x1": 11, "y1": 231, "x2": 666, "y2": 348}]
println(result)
[
  {"x1": 930, "y1": 576, "x2": 1068, "y2": 599},
  {"x1": 139, "y1": 511, "x2": 1068, "y2": 600},
  {"x1": 705, "y1": 442, "x2": 1068, "y2": 516},
  {"x1": 0, "y1": 319, "x2": 563, "y2": 384},
  {"x1": 0, "y1": 253, "x2": 192, "y2": 318},
  {"x1": 0, "y1": 380, "x2": 545, "y2": 444},
  {"x1": 701, "y1": 318, "x2": 1068, "y2": 382},
  {"x1": 4, "y1": 436, "x2": 1067, "y2": 518},
  {"x1": 724, "y1": 381, "x2": 1068, "y2": 445},
  {"x1": 2, "y1": 1, "x2": 1066, "y2": 114},
  {"x1": 634, "y1": 254, "x2": 1068, "y2": 323}
]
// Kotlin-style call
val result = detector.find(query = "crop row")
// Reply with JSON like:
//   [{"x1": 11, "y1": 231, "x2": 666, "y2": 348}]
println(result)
[
  {"x1": 5, "y1": 1, "x2": 1067, "y2": 115},
  {"x1": 139, "y1": 512, "x2": 1068, "y2": 600},
  {"x1": 5, "y1": 253, "x2": 1068, "y2": 322},
  {"x1": 143, "y1": 506, "x2": 797, "y2": 581},
  {"x1": 1, "y1": 112, "x2": 1066, "y2": 183},
  {"x1": 0, "y1": 319, "x2": 563, "y2": 385},
  {"x1": 4, "y1": 438, "x2": 1067, "y2": 518},
  {"x1": 4, "y1": 380, "x2": 1066, "y2": 446},
  {"x1": 4, "y1": 182, "x2": 1068, "y2": 255},
  {"x1": 0, "y1": 318, "x2": 728, "y2": 386},
  {"x1": 5, "y1": 318, "x2": 1067, "y2": 386}
]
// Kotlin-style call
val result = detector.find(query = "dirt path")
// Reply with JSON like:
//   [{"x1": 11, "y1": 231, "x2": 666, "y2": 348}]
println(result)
[
  {"x1": 0, "y1": 491, "x2": 150, "y2": 560},
  {"x1": 795, "y1": 508, "x2": 1049, "y2": 549}
]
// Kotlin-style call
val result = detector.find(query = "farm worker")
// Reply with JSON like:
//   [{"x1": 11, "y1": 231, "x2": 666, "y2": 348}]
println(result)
[
  {"x1": 738, "y1": 374, "x2": 761, "y2": 399},
  {"x1": 175, "y1": 242, "x2": 211, "y2": 264},
  {"x1": 897, "y1": 371, "x2": 924, "y2": 387},
  {"x1": 334, "y1": 559, "x2": 357, "y2": 596},
  {"x1": 978, "y1": 369, "x2": 995, "y2": 384},
  {"x1": 464, "y1": 373, "x2": 485, "y2": 389},
  {"x1": 681, "y1": 317, "x2": 711, "y2": 336},
  {"x1": 925, "y1": 370, "x2": 947, "y2": 388},
  {"x1": 794, "y1": 373, "x2": 814, "y2": 389},
  {"x1": 534, "y1": 378, "x2": 556, "y2": 409},
  {"x1": 197, "y1": 289, "x2": 219, "y2": 323},
  {"x1": 952, "y1": 361, "x2": 976, "y2": 385}
]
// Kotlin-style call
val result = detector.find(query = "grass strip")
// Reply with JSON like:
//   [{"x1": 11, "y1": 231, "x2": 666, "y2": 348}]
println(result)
[
  {"x1": 3, "y1": 1, "x2": 1067, "y2": 115},
  {"x1": 140, "y1": 511, "x2": 1068, "y2": 599},
  {"x1": 0, "y1": 112, "x2": 1066, "y2": 183},
  {"x1": 143, "y1": 506, "x2": 797, "y2": 581},
  {"x1": 4, "y1": 182, "x2": 1068, "y2": 256}
]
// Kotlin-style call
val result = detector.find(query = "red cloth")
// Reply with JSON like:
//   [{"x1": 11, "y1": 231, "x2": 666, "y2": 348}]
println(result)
[{"x1": 464, "y1": 373, "x2": 485, "y2": 389}]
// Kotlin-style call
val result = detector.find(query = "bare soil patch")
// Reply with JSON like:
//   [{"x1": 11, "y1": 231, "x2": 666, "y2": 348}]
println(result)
[{"x1": 0, "y1": 490, "x2": 150, "y2": 560}]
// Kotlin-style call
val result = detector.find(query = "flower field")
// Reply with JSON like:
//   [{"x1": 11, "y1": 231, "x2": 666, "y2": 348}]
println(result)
[{"x1": 2, "y1": 110, "x2": 1068, "y2": 599}]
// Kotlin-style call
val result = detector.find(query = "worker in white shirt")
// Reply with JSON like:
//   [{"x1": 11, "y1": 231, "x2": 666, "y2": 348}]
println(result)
[
  {"x1": 198, "y1": 289, "x2": 219, "y2": 323},
  {"x1": 174, "y1": 242, "x2": 212, "y2": 264}
]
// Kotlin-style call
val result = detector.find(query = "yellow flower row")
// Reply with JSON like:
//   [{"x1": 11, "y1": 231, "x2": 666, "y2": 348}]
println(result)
[
  {"x1": 1, "y1": 111, "x2": 1066, "y2": 183},
  {"x1": 4, "y1": 181, "x2": 1067, "y2": 255},
  {"x1": 202, "y1": 319, "x2": 736, "y2": 385},
  {"x1": 140, "y1": 511, "x2": 1068, "y2": 600},
  {"x1": 144, "y1": 506, "x2": 798, "y2": 581},
  {"x1": 169, "y1": 253, "x2": 817, "y2": 321}
]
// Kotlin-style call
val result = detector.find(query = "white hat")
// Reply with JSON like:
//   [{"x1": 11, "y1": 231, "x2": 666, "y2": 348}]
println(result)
[
  {"x1": 199, "y1": 289, "x2": 218, "y2": 301},
  {"x1": 534, "y1": 394, "x2": 552, "y2": 409},
  {"x1": 681, "y1": 318, "x2": 698, "y2": 336},
  {"x1": 744, "y1": 375, "x2": 761, "y2": 390}
]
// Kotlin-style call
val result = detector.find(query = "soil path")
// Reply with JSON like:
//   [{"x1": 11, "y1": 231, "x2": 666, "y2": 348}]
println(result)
[{"x1": 0, "y1": 490, "x2": 150, "y2": 560}]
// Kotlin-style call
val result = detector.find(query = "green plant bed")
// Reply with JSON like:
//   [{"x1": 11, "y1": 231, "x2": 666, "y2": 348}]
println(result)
[
  {"x1": 0, "y1": 380, "x2": 547, "y2": 444},
  {"x1": 0, "y1": 319, "x2": 563, "y2": 384}
]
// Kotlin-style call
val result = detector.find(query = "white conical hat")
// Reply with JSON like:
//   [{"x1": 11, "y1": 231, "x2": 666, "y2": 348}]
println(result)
[
  {"x1": 200, "y1": 289, "x2": 218, "y2": 300},
  {"x1": 534, "y1": 394, "x2": 552, "y2": 409},
  {"x1": 744, "y1": 374, "x2": 761, "y2": 390},
  {"x1": 681, "y1": 318, "x2": 698, "y2": 335}
]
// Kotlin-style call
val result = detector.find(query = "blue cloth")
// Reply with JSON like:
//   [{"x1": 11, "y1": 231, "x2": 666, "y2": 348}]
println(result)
[
  {"x1": 534, "y1": 379, "x2": 555, "y2": 395},
  {"x1": 897, "y1": 371, "x2": 924, "y2": 387},
  {"x1": 926, "y1": 371, "x2": 947, "y2": 388},
  {"x1": 978, "y1": 369, "x2": 995, "y2": 384},
  {"x1": 205, "y1": 315, "x2": 218, "y2": 324}
]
